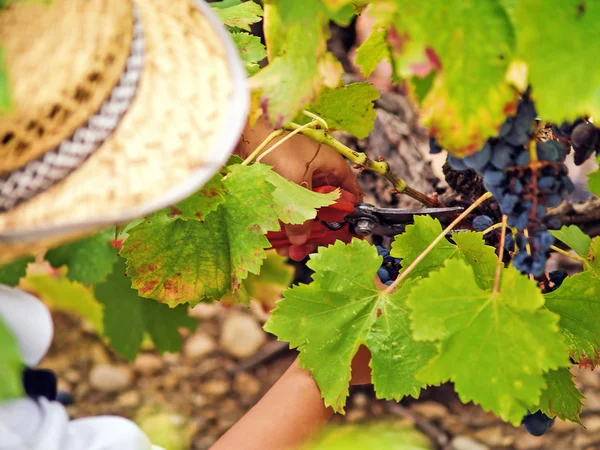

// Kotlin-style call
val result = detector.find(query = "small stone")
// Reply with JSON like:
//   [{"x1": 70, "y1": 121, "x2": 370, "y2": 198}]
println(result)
[
  {"x1": 162, "y1": 352, "x2": 181, "y2": 364},
  {"x1": 200, "y1": 378, "x2": 231, "y2": 397},
  {"x1": 192, "y1": 394, "x2": 209, "y2": 407},
  {"x1": 514, "y1": 434, "x2": 544, "y2": 450},
  {"x1": 184, "y1": 333, "x2": 216, "y2": 360},
  {"x1": 189, "y1": 303, "x2": 220, "y2": 319},
  {"x1": 133, "y1": 354, "x2": 163, "y2": 375},
  {"x1": 233, "y1": 372, "x2": 261, "y2": 397},
  {"x1": 410, "y1": 401, "x2": 449, "y2": 420},
  {"x1": 220, "y1": 313, "x2": 266, "y2": 359},
  {"x1": 162, "y1": 373, "x2": 179, "y2": 390},
  {"x1": 64, "y1": 369, "x2": 81, "y2": 384},
  {"x1": 352, "y1": 392, "x2": 369, "y2": 408},
  {"x1": 451, "y1": 437, "x2": 490, "y2": 450},
  {"x1": 346, "y1": 408, "x2": 366, "y2": 422},
  {"x1": 370, "y1": 402, "x2": 385, "y2": 416},
  {"x1": 89, "y1": 365, "x2": 132, "y2": 393},
  {"x1": 473, "y1": 426, "x2": 514, "y2": 447},
  {"x1": 117, "y1": 390, "x2": 141, "y2": 408}
]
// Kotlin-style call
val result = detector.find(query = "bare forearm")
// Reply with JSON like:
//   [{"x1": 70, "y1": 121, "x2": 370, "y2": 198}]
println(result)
[{"x1": 211, "y1": 359, "x2": 332, "y2": 450}]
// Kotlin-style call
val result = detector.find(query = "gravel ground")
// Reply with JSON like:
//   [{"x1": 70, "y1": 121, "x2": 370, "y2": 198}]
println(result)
[{"x1": 39, "y1": 304, "x2": 600, "y2": 450}]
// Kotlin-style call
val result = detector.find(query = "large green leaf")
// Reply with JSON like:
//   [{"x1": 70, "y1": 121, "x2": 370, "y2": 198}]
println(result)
[
  {"x1": 45, "y1": 230, "x2": 118, "y2": 286},
  {"x1": 122, "y1": 164, "x2": 337, "y2": 306},
  {"x1": 514, "y1": 0, "x2": 600, "y2": 122},
  {"x1": 0, "y1": 256, "x2": 33, "y2": 287},
  {"x1": 408, "y1": 260, "x2": 569, "y2": 424},
  {"x1": 95, "y1": 258, "x2": 196, "y2": 361},
  {"x1": 392, "y1": 0, "x2": 516, "y2": 155},
  {"x1": 296, "y1": 83, "x2": 380, "y2": 138},
  {"x1": 0, "y1": 317, "x2": 24, "y2": 401},
  {"x1": 544, "y1": 270, "x2": 600, "y2": 365},
  {"x1": 391, "y1": 216, "x2": 497, "y2": 288},
  {"x1": 265, "y1": 239, "x2": 436, "y2": 413},
  {"x1": 550, "y1": 225, "x2": 592, "y2": 258},
  {"x1": 537, "y1": 368, "x2": 583, "y2": 423}
]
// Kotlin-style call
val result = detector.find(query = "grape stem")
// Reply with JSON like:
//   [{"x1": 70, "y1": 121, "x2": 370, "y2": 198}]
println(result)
[
  {"x1": 550, "y1": 245, "x2": 587, "y2": 264},
  {"x1": 493, "y1": 215, "x2": 508, "y2": 294},
  {"x1": 523, "y1": 229, "x2": 534, "y2": 281},
  {"x1": 284, "y1": 122, "x2": 440, "y2": 207},
  {"x1": 257, "y1": 120, "x2": 319, "y2": 163},
  {"x1": 383, "y1": 192, "x2": 493, "y2": 293},
  {"x1": 241, "y1": 129, "x2": 285, "y2": 166},
  {"x1": 482, "y1": 223, "x2": 503, "y2": 235}
]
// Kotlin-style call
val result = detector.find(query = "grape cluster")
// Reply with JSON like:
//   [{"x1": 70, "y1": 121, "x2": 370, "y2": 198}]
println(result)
[
  {"x1": 445, "y1": 95, "x2": 575, "y2": 277},
  {"x1": 376, "y1": 245, "x2": 402, "y2": 286},
  {"x1": 554, "y1": 119, "x2": 600, "y2": 166},
  {"x1": 522, "y1": 410, "x2": 555, "y2": 436}
]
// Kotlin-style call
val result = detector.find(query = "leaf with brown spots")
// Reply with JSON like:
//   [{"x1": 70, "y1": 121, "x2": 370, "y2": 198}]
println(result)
[{"x1": 121, "y1": 164, "x2": 336, "y2": 306}]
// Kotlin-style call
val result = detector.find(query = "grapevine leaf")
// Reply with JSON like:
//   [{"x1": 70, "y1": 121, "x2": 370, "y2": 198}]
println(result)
[
  {"x1": 0, "y1": 256, "x2": 33, "y2": 286},
  {"x1": 21, "y1": 272, "x2": 104, "y2": 334},
  {"x1": 251, "y1": 0, "x2": 343, "y2": 128},
  {"x1": 355, "y1": 28, "x2": 390, "y2": 78},
  {"x1": 296, "y1": 83, "x2": 380, "y2": 138},
  {"x1": 245, "y1": 250, "x2": 294, "y2": 306},
  {"x1": 537, "y1": 368, "x2": 583, "y2": 424},
  {"x1": 212, "y1": 1, "x2": 263, "y2": 31},
  {"x1": 550, "y1": 225, "x2": 592, "y2": 258},
  {"x1": 0, "y1": 317, "x2": 24, "y2": 401},
  {"x1": 545, "y1": 270, "x2": 600, "y2": 365},
  {"x1": 210, "y1": 0, "x2": 242, "y2": 8},
  {"x1": 409, "y1": 260, "x2": 569, "y2": 424},
  {"x1": 95, "y1": 258, "x2": 196, "y2": 361},
  {"x1": 122, "y1": 164, "x2": 337, "y2": 306},
  {"x1": 231, "y1": 32, "x2": 267, "y2": 76},
  {"x1": 392, "y1": 0, "x2": 516, "y2": 155},
  {"x1": 168, "y1": 174, "x2": 227, "y2": 222},
  {"x1": 391, "y1": 216, "x2": 497, "y2": 288},
  {"x1": 45, "y1": 230, "x2": 118, "y2": 286},
  {"x1": 514, "y1": 0, "x2": 600, "y2": 122},
  {"x1": 0, "y1": 47, "x2": 10, "y2": 113},
  {"x1": 265, "y1": 239, "x2": 436, "y2": 413}
]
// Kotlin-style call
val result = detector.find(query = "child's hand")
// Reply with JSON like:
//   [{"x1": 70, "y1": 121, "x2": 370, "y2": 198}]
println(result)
[{"x1": 236, "y1": 119, "x2": 361, "y2": 261}]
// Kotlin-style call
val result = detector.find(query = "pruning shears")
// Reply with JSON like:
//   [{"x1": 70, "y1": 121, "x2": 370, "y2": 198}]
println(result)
[{"x1": 266, "y1": 186, "x2": 465, "y2": 249}]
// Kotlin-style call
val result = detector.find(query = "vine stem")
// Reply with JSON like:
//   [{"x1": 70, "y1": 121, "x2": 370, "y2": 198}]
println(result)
[
  {"x1": 550, "y1": 245, "x2": 587, "y2": 263},
  {"x1": 284, "y1": 122, "x2": 439, "y2": 207},
  {"x1": 493, "y1": 215, "x2": 508, "y2": 294},
  {"x1": 523, "y1": 228, "x2": 534, "y2": 281},
  {"x1": 257, "y1": 120, "x2": 318, "y2": 163},
  {"x1": 241, "y1": 129, "x2": 285, "y2": 166},
  {"x1": 383, "y1": 192, "x2": 493, "y2": 294}
]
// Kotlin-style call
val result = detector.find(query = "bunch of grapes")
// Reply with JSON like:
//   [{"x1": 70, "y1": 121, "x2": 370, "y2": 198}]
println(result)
[
  {"x1": 376, "y1": 246, "x2": 402, "y2": 286},
  {"x1": 444, "y1": 95, "x2": 575, "y2": 277}
]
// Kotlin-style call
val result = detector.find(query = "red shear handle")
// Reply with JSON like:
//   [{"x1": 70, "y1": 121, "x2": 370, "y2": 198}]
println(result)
[{"x1": 266, "y1": 186, "x2": 359, "y2": 249}]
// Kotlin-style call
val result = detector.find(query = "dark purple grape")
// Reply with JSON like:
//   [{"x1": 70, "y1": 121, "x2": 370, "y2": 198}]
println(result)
[
  {"x1": 473, "y1": 215, "x2": 494, "y2": 231},
  {"x1": 544, "y1": 215, "x2": 562, "y2": 229},
  {"x1": 571, "y1": 122, "x2": 599, "y2": 166},
  {"x1": 504, "y1": 233, "x2": 515, "y2": 252},
  {"x1": 447, "y1": 155, "x2": 468, "y2": 171},
  {"x1": 549, "y1": 269, "x2": 567, "y2": 287},
  {"x1": 500, "y1": 194, "x2": 519, "y2": 214},
  {"x1": 522, "y1": 411, "x2": 555, "y2": 437},
  {"x1": 464, "y1": 143, "x2": 492, "y2": 172},
  {"x1": 513, "y1": 251, "x2": 532, "y2": 273},
  {"x1": 538, "y1": 176, "x2": 557, "y2": 191},
  {"x1": 384, "y1": 280, "x2": 393, "y2": 286},
  {"x1": 429, "y1": 137, "x2": 443, "y2": 154},
  {"x1": 516, "y1": 151, "x2": 530, "y2": 166},
  {"x1": 490, "y1": 143, "x2": 515, "y2": 169},
  {"x1": 377, "y1": 268, "x2": 390, "y2": 282},
  {"x1": 56, "y1": 390, "x2": 74, "y2": 406},
  {"x1": 546, "y1": 193, "x2": 563, "y2": 208},
  {"x1": 484, "y1": 169, "x2": 505, "y2": 186}
]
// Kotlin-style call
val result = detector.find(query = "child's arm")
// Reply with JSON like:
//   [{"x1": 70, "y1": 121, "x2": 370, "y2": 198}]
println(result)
[{"x1": 211, "y1": 346, "x2": 372, "y2": 450}]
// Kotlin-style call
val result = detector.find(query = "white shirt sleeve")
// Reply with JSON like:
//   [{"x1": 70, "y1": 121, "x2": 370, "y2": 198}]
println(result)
[{"x1": 0, "y1": 398, "x2": 163, "y2": 450}]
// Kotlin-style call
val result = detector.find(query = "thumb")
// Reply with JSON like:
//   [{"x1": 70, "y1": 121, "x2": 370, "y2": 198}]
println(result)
[{"x1": 283, "y1": 221, "x2": 313, "y2": 246}]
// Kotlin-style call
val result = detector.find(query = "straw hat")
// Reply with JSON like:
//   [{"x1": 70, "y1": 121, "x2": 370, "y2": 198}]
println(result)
[{"x1": 0, "y1": 0, "x2": 248, "y2": 263}]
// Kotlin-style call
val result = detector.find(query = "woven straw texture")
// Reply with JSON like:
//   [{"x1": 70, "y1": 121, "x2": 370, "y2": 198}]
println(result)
[{"x1": 0, "y1": 0, "x2": 245, "y2": 262}]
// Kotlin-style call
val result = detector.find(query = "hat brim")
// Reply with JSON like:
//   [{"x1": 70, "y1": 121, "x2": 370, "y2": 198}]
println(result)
[{"x1": 0, "y1": 0, "x2": 248, "y2": 262}]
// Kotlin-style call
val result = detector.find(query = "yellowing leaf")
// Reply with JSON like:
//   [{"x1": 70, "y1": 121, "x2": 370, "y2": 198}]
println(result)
[
  {"x1": 391, "y1": 0, "x2": 517, "y2": 155},
  {"x1": 408, "y1": 260, "x2": 569, "y2": 424},
  {"x1": 537, "y1": 368, "x2": 583, "y2": 424}
]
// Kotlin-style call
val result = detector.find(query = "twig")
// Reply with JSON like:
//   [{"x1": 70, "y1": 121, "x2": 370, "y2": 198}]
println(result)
[
  {"x1": 241, "y1": 129, "x2": 285, "y2": 166},
  {"x1": 284, "y1": 122, "x2": 439, "y2": 207},
  {"x1": 384, "y1": 192, "x2": 493, "y2": 293},
  {"x1": 257, "y1": 120, "x2": 318, "y2": 163},
  {"x1": 493, "y1": 215, "x2": 508, "y2": 294},
  {"x1": 388, "y1": 403, "x2": 450, "y2": 450},
  {"x1": 303, "y1": 110, "x2": 328, "y2": 131},
  {"x1": 550, "y1": 245, "x2": 587, "y2": 264}
]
